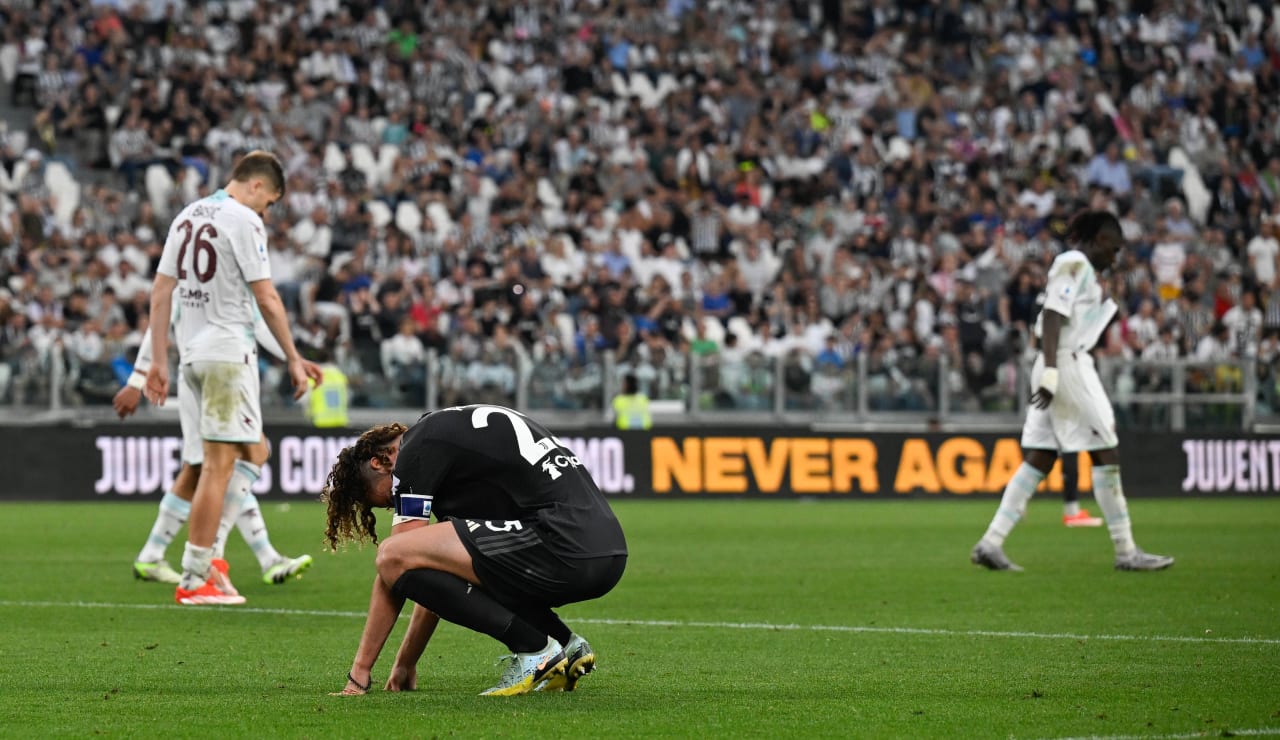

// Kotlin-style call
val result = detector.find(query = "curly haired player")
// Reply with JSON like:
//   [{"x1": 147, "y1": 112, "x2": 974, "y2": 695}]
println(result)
[
  {"x1": 971, "y1": 210, "x2": 1174, "y2": 572},
  {"x1": 322, "y1": 405, "x2": 627, "y2": 696}
]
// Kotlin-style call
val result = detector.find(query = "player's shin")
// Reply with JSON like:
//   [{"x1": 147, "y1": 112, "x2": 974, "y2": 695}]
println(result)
[
  {"x1": 212, "y1": 461, "x2": 255, "y2": 559},
  {"x1": 137, "y1": 490, "x2": 191, "y2": 563},
  {"x1": 1090, "y1": 464, "x2": 1137, "y2": 556},
  {"x1": 510, "y1": 606, "x2": 573, "y2": 646},
  {"x1": 391, "y1": 569, "x2": 547, "y2": 653},
  {"x1": 982, "y1": 462, "x2": 1045, "y2": 547}
]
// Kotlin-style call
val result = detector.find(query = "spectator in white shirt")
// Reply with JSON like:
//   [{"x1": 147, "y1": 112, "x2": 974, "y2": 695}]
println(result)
[
  {"x1": 1222, "y1": 290, "x2": 1264, "y2": 357},
  {"x1": 1126, "y1": 298, "x2": 1160, "y2": 349},
  {"x1": 1247, "y1": 220, "x2": 1280, "y2": 289},
  {"x1": 1149, "y1": 227, "x2": 1187, "y2": 302},
  {"x1": 1195, "y1": 322, "x2": 1232, "y2": 362}
]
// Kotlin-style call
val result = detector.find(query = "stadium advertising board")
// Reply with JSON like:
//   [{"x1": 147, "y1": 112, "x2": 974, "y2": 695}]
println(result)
[{"x1": 1, "y1": 423, "x2": 1276, "y2": 500}]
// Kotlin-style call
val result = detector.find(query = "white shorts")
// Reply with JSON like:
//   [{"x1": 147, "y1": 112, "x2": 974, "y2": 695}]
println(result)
[
  {"x1": 181, "y1": 360, "x2": 262, "y2": 461},
  {"x1": 177, "y1": 366, "x2": 203, "y2": 465},
  {"x1": 1021, "y1": 351, "x2": 1119, "y2": 453}
]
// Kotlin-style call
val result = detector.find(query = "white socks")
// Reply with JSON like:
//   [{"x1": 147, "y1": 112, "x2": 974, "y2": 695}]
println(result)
[
  {"x1": 180, "y1": 542, "x2": 213, "y2": 591},
  {"x1": 1091, "y1": 464, "x2": 1137, "y2": 556},
  {"x1": 982, "y1": 462, "x2": 1046, "y2": 547},
  {"x1": 236, "y1": 492, "x2": 285, "y2": 572},
  {"x1": 212, "y1": 461, "x2": 256, "y2": 559},
  {"x1": 137, "y1": 491, "x2": 190, "y2": 563},
  {"x1": 1063, "y1": 500, "x2": 1080, "y2": 517}
]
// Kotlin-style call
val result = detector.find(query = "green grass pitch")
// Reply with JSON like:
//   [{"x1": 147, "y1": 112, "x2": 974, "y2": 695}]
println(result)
[{"x1": 0, "y1": 498, "x2": 1277, "y2": 739}]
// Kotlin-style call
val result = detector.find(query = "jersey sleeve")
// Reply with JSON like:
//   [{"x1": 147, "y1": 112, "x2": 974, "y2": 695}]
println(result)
[
  {"x1": 233, "y1": 213, "x2": 272, "y2": 283},
  {"x1": 1041, "y1": 256, "x2": 1087, "y2": 319},
  {"x1": 156, "y1": 217, "x2": 184, "y2": 279}
]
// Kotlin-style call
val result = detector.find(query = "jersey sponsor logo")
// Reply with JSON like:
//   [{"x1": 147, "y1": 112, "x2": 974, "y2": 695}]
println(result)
[
  {"x1": 179, "y1": 286, "x2": 211, "y2": 307},
  {"x1": 540, "y1": 453, "x2": 583, "y2": 480}
]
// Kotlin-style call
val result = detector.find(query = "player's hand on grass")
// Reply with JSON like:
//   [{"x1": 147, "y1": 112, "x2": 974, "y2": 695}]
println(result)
[
  {"x1": 385, "y1": 664, "x2": 416, "y2": 692},
  {"x1": 113, "y1": 386, "x2": 142, "y2": 419}
]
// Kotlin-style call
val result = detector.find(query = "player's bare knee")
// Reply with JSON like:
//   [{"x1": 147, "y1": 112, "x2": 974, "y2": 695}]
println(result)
[
  {"x1": 246, "y1": 438, "x2": 271, "y2": 467},
  {"x1": 375, "y1": 540, "x2": 410, "y2": 584},
  {"x1": 1025, "y1": 449, "x2": 1057, "y2": 474}
]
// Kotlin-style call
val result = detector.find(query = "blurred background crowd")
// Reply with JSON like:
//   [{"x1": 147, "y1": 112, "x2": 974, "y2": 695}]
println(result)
[{"x1": 2, "y1": 0, "x2": 1280, "y2": 421}]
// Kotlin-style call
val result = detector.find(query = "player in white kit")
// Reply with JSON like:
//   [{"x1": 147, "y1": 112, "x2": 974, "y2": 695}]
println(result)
[
  {"x1": 118, "y1": 305, "x2": 314, "y2": 591},
  {"x1": 971, "y1": 210, "x2": 1174, "y2": 572},
  {"x1": 144, "y1": 151, "x2": 323, "y2": 604}
]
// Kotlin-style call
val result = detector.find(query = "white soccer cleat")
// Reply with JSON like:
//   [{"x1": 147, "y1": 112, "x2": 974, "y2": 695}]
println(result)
[
  {"x1": 970, "y1": 541, "x2": 1024, "y2": 572},
  {"x1": 480, "y1": 639, "x2": 567, "y2": 696},
  {"x1": 133, "y1": 560, "x2": 181, "y2": 584},
  {"x1": 263, "y1": 554, "x2": 314, "y2": 584},
  {"x1": 539, "y1": 634, "x2": 595, "y2": 692},
  {"x1": 1115, "y1": 548, "x2": 1174, "y2": 571}
]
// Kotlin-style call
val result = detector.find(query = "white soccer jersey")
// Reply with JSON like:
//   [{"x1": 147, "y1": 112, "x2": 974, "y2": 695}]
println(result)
[
  {"x1": 1034, "y1": 250, "x2": 1118, "y2": 353},
  {"x1": 130, "y1": 301, "x2": 285, "y2": 377},
  {"x1": 157, "y1": 190, "x2": 272, "y2": 364}
]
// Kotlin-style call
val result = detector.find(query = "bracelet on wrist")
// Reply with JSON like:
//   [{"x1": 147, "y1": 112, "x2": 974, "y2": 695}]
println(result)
[{"x1": 346, "y1": 672, "x2": 371, "y2": 691}]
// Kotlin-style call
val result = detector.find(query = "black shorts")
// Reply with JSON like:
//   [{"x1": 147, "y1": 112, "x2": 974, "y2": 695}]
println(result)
[{"x1": 451, "y1": 518, "x2": 626, "y2": 609}]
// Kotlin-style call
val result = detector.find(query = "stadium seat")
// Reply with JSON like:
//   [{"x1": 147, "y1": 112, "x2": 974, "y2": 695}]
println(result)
[
  {"x1": 0, "y1": 43, "x2": 18, "y2": 85},
  {"x1": 472, "y1": 91, "x2": 495, "y2": 119},
  {"x1": 179, "y1": 166, "x2": 201, "y2": 204},
  {"x1": 44, "y1": 161, "x2": 79, "y2": 230},
  {"x1": 425, "y1": 201, "x2": 453, "y2": 238},
  {"x1": 394, "y1": 200, "x2": 423, "y2": 235},
  {"x1": 654, "y1": 74, "x2": 680, "y2": 103},
  {"x1": 726, "y1": 316, "x2": 754, "y2": 344},
  {"x1": 1167, "y1": 147, "x2": 1210, "y2": 225},
  {"x1": 536, "y1": 177, "x2": 563, "y2": 209},
  {"x1": 377, "y1": 143, "x2": 400, "y2": 183},
  {"x1": 350, "y1": 143, "x2": 379, "y2": 187},
  {"x1": 366, "y1": 199, "x2": 392, "y2": 229},
  {"x1": 144, "y1": 164, "x2": 175, "y2": 214},
  {"x1": 629, "y1": 72, "x2": 659, "y2": 108},
  {"x1": 553, "y1": 312, "x2": 576, "y2": 349},
  {"x1": 322, "y1": 142, "x2": 347, "y2": 175},
  {"x1": 700, "y1": 315, "x2": 726, "y2": 345}
]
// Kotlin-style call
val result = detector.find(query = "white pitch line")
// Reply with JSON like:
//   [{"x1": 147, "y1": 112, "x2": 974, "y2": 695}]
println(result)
[
  {"x1": 2, "y1": 600, "x2": 1279, "y2": 646},
  {"x1": 1038, "y1": 728, "x2": 1280, "y2": 740}
]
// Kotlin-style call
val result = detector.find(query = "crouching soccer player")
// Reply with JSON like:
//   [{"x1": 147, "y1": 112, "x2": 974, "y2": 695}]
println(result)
[
  {"x1": 322, "y1": 405, "x2": 627, "y2": 696},
  {"x1": 971, "y1": 210, "x2": 1174, "y2": 572}
]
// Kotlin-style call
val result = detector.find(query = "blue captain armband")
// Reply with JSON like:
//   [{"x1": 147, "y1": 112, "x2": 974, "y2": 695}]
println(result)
[{"x1": 392, "y1": 491, "x2": 433, "y2": 526}]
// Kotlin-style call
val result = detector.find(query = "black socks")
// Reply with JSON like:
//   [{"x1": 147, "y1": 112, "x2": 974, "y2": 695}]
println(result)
[{"x1": 392, "y1": 568, "x2": 547, "y2": 653}]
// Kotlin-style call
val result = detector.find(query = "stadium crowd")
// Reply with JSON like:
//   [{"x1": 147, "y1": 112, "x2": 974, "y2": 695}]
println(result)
[{"x1": 2, "y1": 0, "x2": 1280, "y2": 419}]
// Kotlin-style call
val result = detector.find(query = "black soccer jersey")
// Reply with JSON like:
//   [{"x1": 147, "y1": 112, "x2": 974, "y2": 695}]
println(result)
[{"x1": 392, "y1": 405, "x2": 628, "y2": 559}]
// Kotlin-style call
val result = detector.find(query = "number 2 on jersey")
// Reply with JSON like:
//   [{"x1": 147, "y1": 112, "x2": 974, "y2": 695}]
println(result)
[
  {"x1": 469, "y1": 406, "x2": 561, "y2": 466},
  {"x1": 174, "y1": 220, "x2": 219, "y2": 282}
]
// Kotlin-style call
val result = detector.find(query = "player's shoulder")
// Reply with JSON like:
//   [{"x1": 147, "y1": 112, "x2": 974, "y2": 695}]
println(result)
[
  {"x1": 217, "y1": 197, "x2": 266, "y2": 232},
  {"x1": 415, "y1": 404, "x2": 544, "y2": 444},
  {"x1": 1048, "y1": 249, "x2": 1091, "y2": 278}
]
